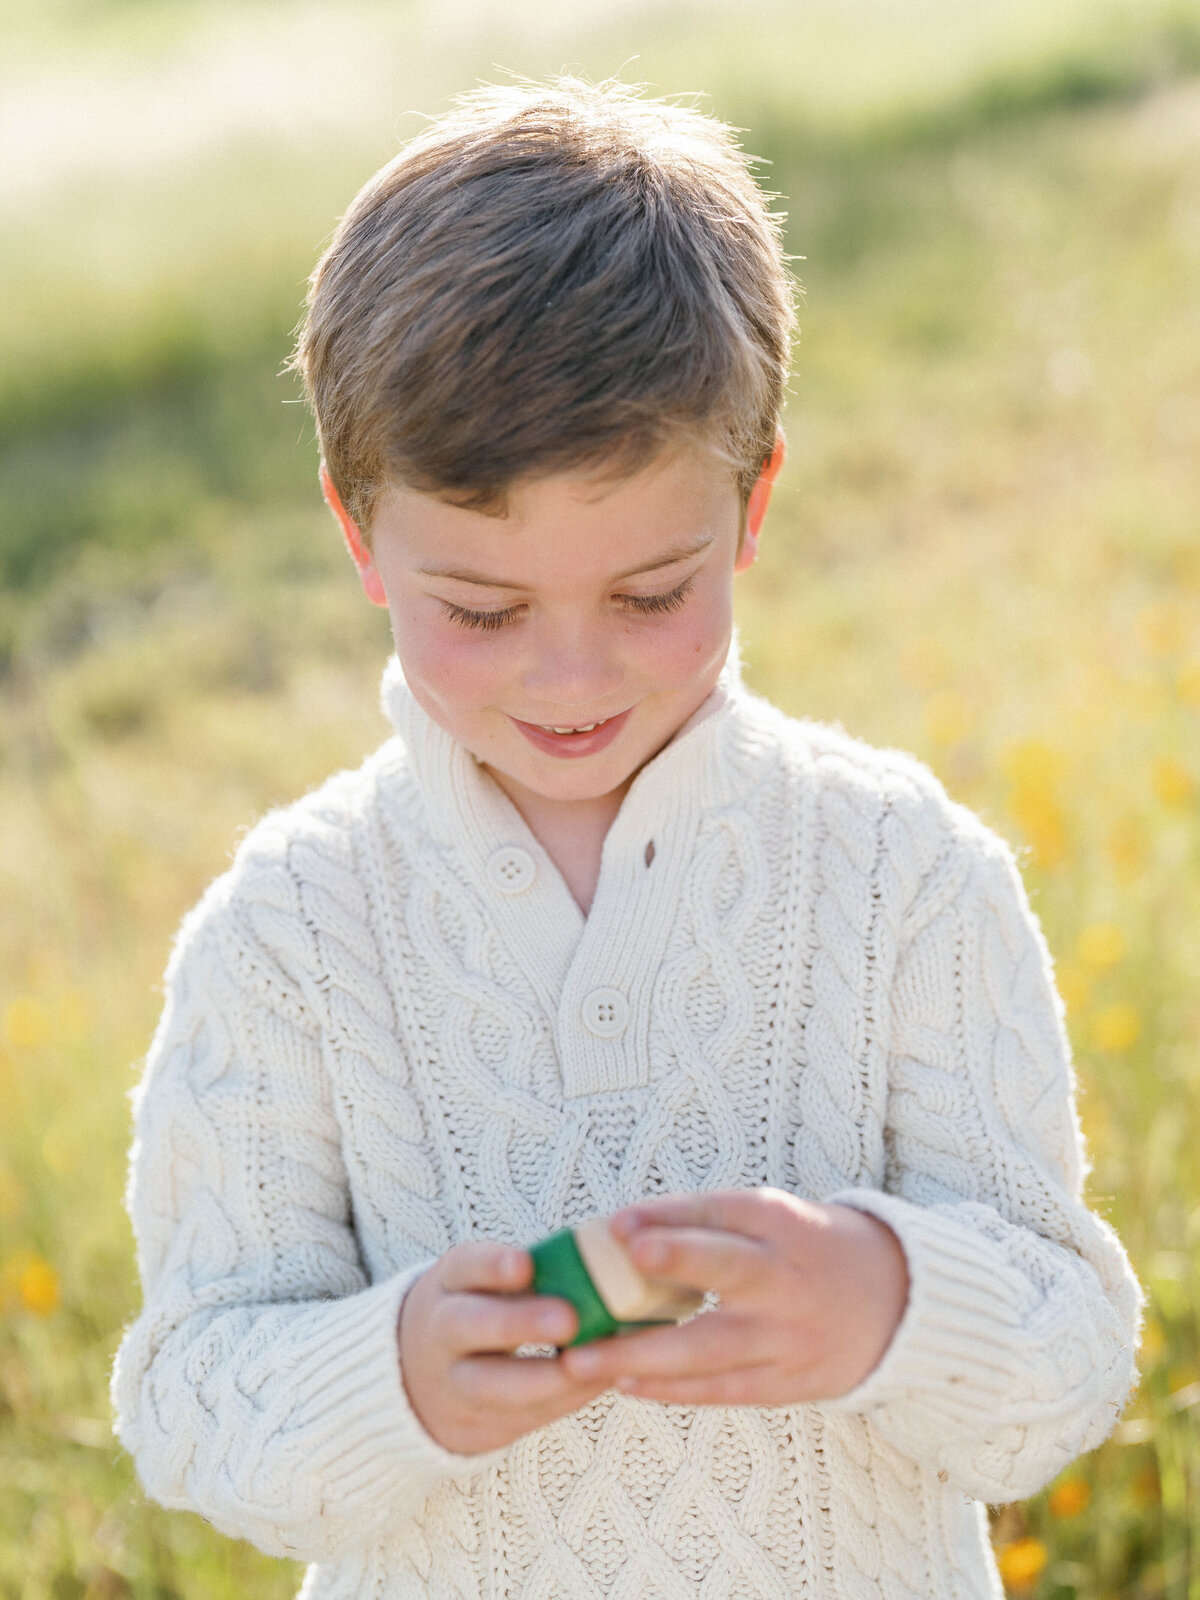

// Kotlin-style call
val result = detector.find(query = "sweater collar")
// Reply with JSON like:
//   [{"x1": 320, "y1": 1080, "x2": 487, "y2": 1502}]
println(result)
[{"x1": 378, "y1": 639, "x2": 745, "y2": 854}]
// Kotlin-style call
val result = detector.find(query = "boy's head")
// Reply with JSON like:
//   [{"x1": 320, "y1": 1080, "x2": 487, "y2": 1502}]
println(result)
[
  {"x1": 293, "y1": 75, "x2": 795, "y2": 541},
  {"x1": 293, "y1": 78, "x2": 795, "y2": 819}
]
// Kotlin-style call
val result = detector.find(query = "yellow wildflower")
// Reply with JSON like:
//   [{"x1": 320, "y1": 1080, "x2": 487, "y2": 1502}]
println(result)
[
  {"x1": 1135, "y1": 602, "x2": 1186, "y2": 658},
  {"x1": 996, "y1": 1536, "x2": 1049, "y2": 1592},
  {"x1": 1006, "y1": 787, "x2": 1067, "y2": 870},
  {"x1": 17, "y1": 1255, "x2": 60, "y2": 1316},
  {"x1": 1048, "y1": 1478, "x2": 1090, "y2": 1517},
  {"x1": 4, "y1": 997, "x2": 51, "y2": 1051},
  {"x1": 1077, "y1": 923, "x2": 1126, "y2": 971},
  {"x1": 1152, "y1": 756, "x2": 1195, "y2": 808},
  {"x1": 1054, "y1": 963, "x2": 1090, "y2": 1017},
  {"x1": 1105, "y1": 815, "x2": 1146, "y2": 882},
  {"x1": 1092, "y1": 1003, "x2": 1141, "y2": 1054},
  {"x1": 1000, "y1": 740, "x2": 1062, "y2": 790},
  {"x1": 924, "y1": 690, "x2": 974, "y2": 747},
  {"x1": 1140, "y1": 1316, "x2": 1165, "y2": 1363}
]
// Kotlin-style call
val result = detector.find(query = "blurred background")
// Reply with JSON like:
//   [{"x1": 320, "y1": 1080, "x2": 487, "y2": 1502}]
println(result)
[{"x1": 2, "y1": 1, "x2": 1199, "y2": 1595}]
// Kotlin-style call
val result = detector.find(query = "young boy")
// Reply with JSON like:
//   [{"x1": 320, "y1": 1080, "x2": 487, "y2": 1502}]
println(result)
[{"x1": 112, "y1": 78, "x2": 1141, "y2": 1598}]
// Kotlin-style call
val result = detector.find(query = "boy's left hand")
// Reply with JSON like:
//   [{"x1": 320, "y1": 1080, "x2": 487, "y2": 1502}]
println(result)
[{"x1": 560, "y1": 1188, "x2": 909, "y2": 1405}]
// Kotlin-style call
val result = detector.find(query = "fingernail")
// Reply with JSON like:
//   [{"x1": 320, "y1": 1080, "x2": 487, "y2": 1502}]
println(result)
[
  {"x1": 569, "y1": 1348, "x2": 600, "y2": 1376},
  {"x1": 616, "y1": 1375, "x2": 637, "y2": 1392},
  {"x1": 539, "y1": 1309, "x2": 568, "y2": 1338}
]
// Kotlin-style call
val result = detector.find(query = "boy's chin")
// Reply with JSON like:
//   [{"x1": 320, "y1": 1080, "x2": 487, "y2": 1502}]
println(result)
[{"x1": 485, "y1": 757, "x2": 638, "y2": 808}]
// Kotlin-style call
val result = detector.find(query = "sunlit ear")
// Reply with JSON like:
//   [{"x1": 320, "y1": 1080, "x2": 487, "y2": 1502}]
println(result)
[
  {"x1": 735, "y1": 430, "x2": 786, "y2": 574},
  {"x1": 320, "y1": 463, "x2": 388, "y2": 608}
]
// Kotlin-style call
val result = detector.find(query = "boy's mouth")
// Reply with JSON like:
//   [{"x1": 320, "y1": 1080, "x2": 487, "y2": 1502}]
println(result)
[{"x1": 508, "y1": 708, "x2": 632, "y2": 759}]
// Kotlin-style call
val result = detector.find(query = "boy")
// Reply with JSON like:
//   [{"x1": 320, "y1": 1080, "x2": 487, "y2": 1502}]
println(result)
[{"x1": 112, "y1": 78, "x2": 1141, "y2": 1598}]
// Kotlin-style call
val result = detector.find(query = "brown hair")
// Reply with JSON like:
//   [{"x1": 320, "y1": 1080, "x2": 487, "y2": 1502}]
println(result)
[{"x1": 292, "y1": 76, "x2": 796, "y2": 539}]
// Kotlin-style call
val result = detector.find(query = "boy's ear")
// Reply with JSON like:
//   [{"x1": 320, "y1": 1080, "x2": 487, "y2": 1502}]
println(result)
[
  {"x1": 735, "y1": 429, "x2": 786, "y2": 574},
  {"x1": 320, "y1": 463, "x2": 388, "y2": 608}
]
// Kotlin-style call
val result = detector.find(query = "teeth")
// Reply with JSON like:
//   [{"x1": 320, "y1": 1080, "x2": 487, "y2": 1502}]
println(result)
[{"x1": 547, "y1": 721, "x2": 600, "y2": 734}]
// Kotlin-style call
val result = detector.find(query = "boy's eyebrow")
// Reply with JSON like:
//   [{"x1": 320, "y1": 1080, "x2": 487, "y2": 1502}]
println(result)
[{"x1": 417, "y1": 537, "x2": 715, "y2": 589}]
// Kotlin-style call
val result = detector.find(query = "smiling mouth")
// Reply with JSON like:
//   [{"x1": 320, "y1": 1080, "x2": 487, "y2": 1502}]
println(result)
[{"x1": 509, "y1": 706, "x2": 633, "y2": 757}]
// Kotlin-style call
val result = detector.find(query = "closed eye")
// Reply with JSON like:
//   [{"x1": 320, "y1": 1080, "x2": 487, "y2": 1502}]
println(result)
[
  {"x1": 439, "y1": 574, "x2": 696, "y2": 632},
  {"x1": 618, "y1": 576, "x2": 695, "y2": 615},
  {"x1": 440, "y1": 602, "x2": 525, "y2": 631}
]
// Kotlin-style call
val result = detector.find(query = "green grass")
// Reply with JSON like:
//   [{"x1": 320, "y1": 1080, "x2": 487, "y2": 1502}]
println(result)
[{"x1": 2, "y1": 5, "x2": 1200, "y2": 1596}]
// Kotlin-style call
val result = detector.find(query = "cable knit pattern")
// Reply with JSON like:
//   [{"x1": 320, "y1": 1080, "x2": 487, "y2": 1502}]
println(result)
[{"x1": 112, "y1": 654, "x2": 1141, "y2": 1599}]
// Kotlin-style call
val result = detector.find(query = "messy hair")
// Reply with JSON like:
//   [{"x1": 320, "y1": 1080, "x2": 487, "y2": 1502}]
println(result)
[{"x1": 292, "y1": 76, "x2": 796, "y2": 537}]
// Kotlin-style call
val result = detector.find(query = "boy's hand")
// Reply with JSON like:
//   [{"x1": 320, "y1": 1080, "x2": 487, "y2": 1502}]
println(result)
[
  {"x1": 559, "y1": 1188, "x2": 909, "y2": 1406},
  {"x1": 398, "y1": 1242, "x2": 608, "y2": 1456}
]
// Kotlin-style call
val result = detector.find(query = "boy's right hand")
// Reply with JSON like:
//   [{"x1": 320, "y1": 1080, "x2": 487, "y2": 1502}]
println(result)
[{"x1": 398, "y1": 1241, "x2": 608, "y2": 1456}]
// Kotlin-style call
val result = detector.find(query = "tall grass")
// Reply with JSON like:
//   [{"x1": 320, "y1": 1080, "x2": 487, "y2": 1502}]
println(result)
[{"x1": 2, "y1": 5, "x2": 1199, "y2": 1596}]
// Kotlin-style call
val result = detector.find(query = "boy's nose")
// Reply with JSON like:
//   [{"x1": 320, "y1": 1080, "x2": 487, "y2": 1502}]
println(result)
[{"x1": 521, "y1": 623, "x2": 624, "y2": 708}]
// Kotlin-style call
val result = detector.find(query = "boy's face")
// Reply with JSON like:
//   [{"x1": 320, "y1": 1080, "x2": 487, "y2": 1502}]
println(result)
[{"x1": 331, "y1": 445, "x2": 768, "y2": 815}]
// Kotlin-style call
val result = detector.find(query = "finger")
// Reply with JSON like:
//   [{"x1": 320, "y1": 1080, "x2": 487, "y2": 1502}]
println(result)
[
  {"x1": 438, "y1": 1290, "x2": 577, "y2": 1354},
  {"x1": 624, "y1": 1225, "x2": 766, "y2": 1298},
  {"x1": 451, "y1": 1352, "x2": 607, "y2": 1413},
  {"x1": 563, "y1": 1314, "x2": 767, "y2": 1384},
  {"x1": 613, "y1": 1365, "x2": 779, "y2": 1407},
  {"x1": 610, "y1": 1188, "x2": 791, "y2": 1242},
  {"x1": 438, "y1": 1241, "x2": 532, "y2": 1294}
]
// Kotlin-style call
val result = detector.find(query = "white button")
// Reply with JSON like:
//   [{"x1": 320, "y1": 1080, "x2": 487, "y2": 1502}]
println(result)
[
  {"x1": 581, "y1": 987, "x2": 629, "y2": 1039},
  {"x1": 486, "y1": 846, "x2": 536, "y2": 894}
]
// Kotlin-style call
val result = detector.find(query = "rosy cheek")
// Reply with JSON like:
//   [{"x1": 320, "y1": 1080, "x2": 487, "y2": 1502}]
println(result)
[
  {"x1": 395, "y1": 605, "x2": 514, "y2": 705},
  {"x1": 636, "y1": 591, "x2": 731, "y2": 681}
]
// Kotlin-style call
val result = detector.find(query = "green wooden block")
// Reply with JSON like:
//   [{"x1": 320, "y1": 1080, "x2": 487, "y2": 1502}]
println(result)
[{"x1": 529, "y1": 1219, "x2": 705, "y2": 1346}]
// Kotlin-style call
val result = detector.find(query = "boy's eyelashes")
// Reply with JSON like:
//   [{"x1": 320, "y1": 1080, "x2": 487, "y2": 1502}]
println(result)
[{"x1": 438, "y1": 576, "x2": 697, "y2": 632}]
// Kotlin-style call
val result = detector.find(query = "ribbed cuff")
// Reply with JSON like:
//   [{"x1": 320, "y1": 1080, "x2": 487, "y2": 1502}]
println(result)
[
  {"x1": 288, "y1": 1265, "x2": 508, "y2": 1512},
  {"x1": 821, "y1": 1189, "x2": 1033, "y2": 1417}
]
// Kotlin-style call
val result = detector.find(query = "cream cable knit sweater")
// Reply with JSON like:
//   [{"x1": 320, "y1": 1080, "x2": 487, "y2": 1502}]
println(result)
[{"x1": 112, "y1": 655, "x2": 1140, "y2": 1600}]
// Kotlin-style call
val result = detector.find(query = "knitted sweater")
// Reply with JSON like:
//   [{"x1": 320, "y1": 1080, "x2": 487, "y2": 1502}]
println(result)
[{"x1": 112, "y1": 654, "x2": 1141, "y2": 1600}]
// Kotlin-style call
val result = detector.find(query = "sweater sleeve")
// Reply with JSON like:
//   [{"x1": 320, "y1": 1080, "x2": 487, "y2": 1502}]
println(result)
[
  {"x1": 824, "y1": 814, "x2": 1143, "y2": 1504},
  {"x1": 110, "y1": 872, "x2": 503, "y2": 1564}
]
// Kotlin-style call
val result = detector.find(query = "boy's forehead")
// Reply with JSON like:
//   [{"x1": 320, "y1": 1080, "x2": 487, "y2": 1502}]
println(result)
[{"x1": 373, "y1": 448, "x2": 742, "y2": 582}]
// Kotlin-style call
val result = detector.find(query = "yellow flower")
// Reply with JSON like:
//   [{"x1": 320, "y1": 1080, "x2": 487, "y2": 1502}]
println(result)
[
  {"x1": 1006, "y1": 787, "x2": 1067, "y2": 870},
  {"x1": 1152, "y1": 756, "x2": 1195, "y2": 808},
  {"x1": 1092, "y1": 1003, "x2": 1141, "y2": 1054},
  {"x1": 924, "y1": 690, "x2": 975, "y2": 747},
  {"x1": 1077, "y1": 923, "x2": 1126, "y2": 971},
  {"x1": 1135, "y1": 602, "x2": 1186, "y2": 658},
  {"x1": 16, "y1": 1255, "x2": 60, "y2": 1316},
  {"x1": 1105, "y1": 815, "x2": 1146, "y2": 882},
  {"x1": 1054, "y1": 963, "x2": 1090, "y2": 1017},
  {"x1": 1048, "y1": 1478, "x2": 1090, "y2": 1517},
  {"x1": 1000, "y1": 740, "x2": 1062, "y2": 790},
  {"x1": 996, "y1": 1537, "x2": 1049, "y2": 1592},
  {"x1": 1140, "y1": 1315, "x2": 1165, "y2": 1363},
  {"x1": 4, "y1": 997, "x2": 51, "y2": 1051},
  {"x1": 1179, "y1": 660, "x2": 1200, "y2": 707}
]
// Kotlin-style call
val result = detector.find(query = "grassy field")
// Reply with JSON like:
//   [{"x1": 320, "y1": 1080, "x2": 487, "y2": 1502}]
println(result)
[{"x1": 2, "y1": 3, "x2": 1200, "y2": 1596}]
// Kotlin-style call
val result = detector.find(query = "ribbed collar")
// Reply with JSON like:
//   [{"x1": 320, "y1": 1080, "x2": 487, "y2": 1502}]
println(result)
[{"x1": 378, "y1": 640, "x2": 747, "y2": 857}]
